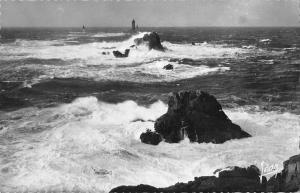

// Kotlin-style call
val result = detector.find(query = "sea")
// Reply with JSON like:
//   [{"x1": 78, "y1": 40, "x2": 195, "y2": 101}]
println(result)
[{"x1": 0, "y1": 27, "x2": 299, "y2": 192}]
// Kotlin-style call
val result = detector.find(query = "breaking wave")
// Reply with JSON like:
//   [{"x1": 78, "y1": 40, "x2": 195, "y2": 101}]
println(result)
[
  {"x1": 91, "y1": 32, "x2": 128, "y2": 38},
  {"x1": 0, "y1": 32, "x2": 245, "y2": 84},
  {"x1": 0, "y1": 97, "x2": 299, "y2": 192}
]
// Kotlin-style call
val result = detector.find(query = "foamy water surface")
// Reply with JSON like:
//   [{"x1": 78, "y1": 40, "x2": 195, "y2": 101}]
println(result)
[
  {"x1": 0, "y1": 28, "x2": 299, "y2": 192},
  {"x1": 0, "y1": 97, "x2": 299, "y2": 192},
  {"x1": 0, "y1": 31, "x2": 274, "y2": 84}
]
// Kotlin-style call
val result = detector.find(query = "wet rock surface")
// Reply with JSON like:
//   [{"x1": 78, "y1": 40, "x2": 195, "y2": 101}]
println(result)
[
  {"x1": 113, "y1": 49, "x2": 130, "y2": 58},
  {"x1": 110, "y1": 165, "x2": 264, "y2": 192},
  {"x1": 140, "y1": 129, "x2": 162, "y2": 145},
  {"x1": 163, "y1": 64, "x2": 174, "y2": 70},
  {"x1": 134, "y1": 32, "x2": 165, "y2": 51},
  {"x1": 154, "y1": 90, "x2": 250, "y2": 144},
  {"x1": 267, "y1": 154, "x2": 300, "y2": 192},
  {"x1": 110, "y1": 154, "x2": 300, "y2": 192}
]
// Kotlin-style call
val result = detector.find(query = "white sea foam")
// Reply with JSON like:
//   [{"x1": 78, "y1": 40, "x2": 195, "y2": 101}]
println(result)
[
  {"x1": 0, "y1": 32, "x2": 285, "y2": 85},
  {"x1": 0, "y1": 97, "x2": 299, "y2": 192},
  {"x1": 91, "y1": 32, "x2": 128, "y2": 38},
  {"x1": 259, "y1": 39, "x2": 271, "y2": 43},
  {"x1": 0, "y1": 32, "x2": 242, "y2": 84}
]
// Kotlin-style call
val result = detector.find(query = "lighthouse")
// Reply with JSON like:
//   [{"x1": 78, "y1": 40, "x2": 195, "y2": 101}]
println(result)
[{"x1": 132, "y1": 19, "x2": 136, "y2": 31}]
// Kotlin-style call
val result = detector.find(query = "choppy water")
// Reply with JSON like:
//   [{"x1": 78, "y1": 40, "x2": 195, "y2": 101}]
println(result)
[{"x1": 0, "y1": 27, "x2": 299, "y2": 192}]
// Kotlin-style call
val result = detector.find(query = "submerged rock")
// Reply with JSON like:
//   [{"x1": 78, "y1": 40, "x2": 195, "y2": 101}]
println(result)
[
  {"x1": 163, "y1": 64, "x2": 173, "y2": 70},
  {"x1": 134, "y1": 32, "x2": 165, "y2": 51},
  {"x1": 140, "y1": 129, "x2": 162, "y2": 145},
  {"x1": 113, "y1": 49, "x2": 130, "y2": 58},
  {"x1": 154, "y1": 90, "x2": 250, "y2": 144}
]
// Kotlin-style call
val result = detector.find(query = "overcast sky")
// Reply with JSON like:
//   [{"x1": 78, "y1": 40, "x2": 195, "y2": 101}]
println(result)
[{"x1": 1, "y1": 0, "x2": 300, "y2": 27}]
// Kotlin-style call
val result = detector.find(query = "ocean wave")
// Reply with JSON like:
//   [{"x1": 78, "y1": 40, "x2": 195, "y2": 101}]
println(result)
[
  {"x1": 0, "y1": 97, "x2": 299, "y2": 192},
  {"x1": 1, "y1": 32, "x2": 251, "y2": 61},
  {"x1": 259, "y1": 39, "x2": 271, "y2": 43},
  {"x1": 91, "y1": 32, "x2": 128, "y2": 38},
  {"x1": 31, "y1": 60, "x2": 229, "y2": 83},
  {"x1": 0, "y1": 32, "x2": 241, "y2": 84}
]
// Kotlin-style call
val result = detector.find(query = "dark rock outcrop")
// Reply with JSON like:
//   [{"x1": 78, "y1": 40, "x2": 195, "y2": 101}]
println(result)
[
  {"x1": 102, "y1": 51, "x2": 110, "y2": 55},
  {"x1": 110, "y1": 184, "x2": 158, "y2": 193},
  {"x1": 140, "y1": 129, "x2": 162, "y2": 145},
  {"x1": 143, "y1": 32, "x2": 164, "y2": 51},
  {"x1": 163, "y1": 64, "x2": 173, "y2": 70},
  {"x1": 110, "y1": 165, "x2": 265, "y2": 192},
  {"x1": 134, "y1": 32, "x2": 165, "y2": 51},
  {"x1": 110, "y1": 154, "x2": 300, "y2": 192},
  {"x1": 113, "y1": 49, "x2": 130, "y2": 58},
  {"x1": 267, "y1": 154, "x2": 300, "y2": 192},
  {"x1": 154, "y1": 90, "x2": 250, "y2": 144}
]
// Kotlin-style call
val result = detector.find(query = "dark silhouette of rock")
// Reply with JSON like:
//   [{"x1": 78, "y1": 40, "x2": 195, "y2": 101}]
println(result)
[
  {"x1": 140, "y1": 129, "x2": 162, "y2": 145},
  {"x1": 110, "y1": 184, "x2": 158, "y2": 193},
  {"x1": 110, "y1": 155, "x2": 300, "y2": 192},
  {"x1": 102, "y1": 51, "x2": 110, "y2": 55},
  {"x1": 163, "y1": 64, "x2": 173, "y2": 70},
  {"x1": 110, "y1": 165, "x2": 265, "y2": 192},
  {"x1": 267, "y1": 154, "x2": 300, "y2": 192},
  {"x1": 192, "y1": 42, "x2": 196, "y2": 45},
  {"x1": 112, "y1": 49, "x2": 130, "y2": 58},
  {"x1": 143, "y1": 32, "x2": 164, "y2": 51},
  {"x1": 134, "y1": 32, "x2": 165, "y2": 51},
  {"x1": 154, "y1": 90, "x2": 250, "y2": 144}
]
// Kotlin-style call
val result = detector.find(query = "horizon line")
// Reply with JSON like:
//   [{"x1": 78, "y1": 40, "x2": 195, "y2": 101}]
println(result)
[{"x1": 1, "y1": 25, "x2": 300, "y2": 28}]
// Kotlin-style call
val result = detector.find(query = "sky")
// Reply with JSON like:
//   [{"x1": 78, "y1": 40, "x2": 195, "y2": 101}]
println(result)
[{"x1": 1, "y1": 0, "x2": 300, "y2": 27}]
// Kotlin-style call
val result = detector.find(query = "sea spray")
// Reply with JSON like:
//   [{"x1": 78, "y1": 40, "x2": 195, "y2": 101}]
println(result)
[{"x1": 0, "y1": 97, "x2": 299, "y2": 192}]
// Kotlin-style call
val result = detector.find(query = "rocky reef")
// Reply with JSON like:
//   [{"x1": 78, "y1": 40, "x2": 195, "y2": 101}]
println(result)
[
  {"x1": 112, "y1": 49, "x2": 130, "y2": 58},
  {"x1": 163, "y1": 64, "x2": 174, "y2": 70},
  {"x1": 140, "y1": 129, "x2": 162, "y2": 145},
  {"x1": 141, "y1": 90, "x2": 250, "y2": 145},
  {"x1": 110, "y1": 154, "x2": 300, "y2": 192},
  {"x1": 134, "y1": 32, "x2": 165, "y2": 51},
  {"x1": 112, "y1": 32, "x2": 164, "y2": 58},
  {"x1": 267, "y1": 154, "x2": 300, "y2": 192}
]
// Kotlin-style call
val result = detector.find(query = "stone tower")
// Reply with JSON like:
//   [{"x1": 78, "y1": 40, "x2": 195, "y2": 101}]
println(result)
[{"x1": 132, "y1": 19, "x2": 136, "y2": 31}]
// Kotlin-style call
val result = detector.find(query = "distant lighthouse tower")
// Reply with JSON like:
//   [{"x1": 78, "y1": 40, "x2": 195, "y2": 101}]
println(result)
[{"x1": 131, "y1": 19, "x2": 136, "y2": 32}]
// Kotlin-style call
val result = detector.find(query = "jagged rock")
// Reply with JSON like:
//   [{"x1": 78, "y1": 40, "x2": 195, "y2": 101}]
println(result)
[
  {"x1": 109, "y1": 153, "x2": 300, "y2": 192},
  {"x1": 163, "y1": 64, "x2": 173, "y2": 70},
  {"x1": 134, "y1": 32, "x2": 165, "y2": 51},
  {"x1": 143, "y1": 32, "x2": 164, "y2": 51},
  {"x1": 267, "y1": 154, "x2": 300, "y2": 192},
  {"x1": 154, "y1": 90, "x2": 251, "y2": 143},
  {"x1": 112, "y1": 49, "x2": 130, "y2": 58},
  {"x1": 109, "y1": 165, "x2": 265, "y2": 192},
  {"x1": 140, "y1": 129, "x2": 162, "y2": 145}
]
